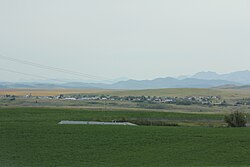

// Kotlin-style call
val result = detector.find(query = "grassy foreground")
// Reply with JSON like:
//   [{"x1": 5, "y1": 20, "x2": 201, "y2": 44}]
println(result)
[{"x1": 1, "y1": 108, "x2": 250, "y2": 167}]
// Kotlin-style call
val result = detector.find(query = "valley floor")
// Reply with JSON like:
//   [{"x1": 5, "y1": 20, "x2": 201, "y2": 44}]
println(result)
[{"x1": 1, "y1": 108, "x2": 250, "y2": 167}]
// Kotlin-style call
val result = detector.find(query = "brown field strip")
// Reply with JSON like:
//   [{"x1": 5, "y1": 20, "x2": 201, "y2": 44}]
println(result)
[
  {"x1": 0, "y1": 89, "x2": 110, "y2": 96},
  {"x1": 1, "y1": 88, "x2": 250, "y2": 99}
]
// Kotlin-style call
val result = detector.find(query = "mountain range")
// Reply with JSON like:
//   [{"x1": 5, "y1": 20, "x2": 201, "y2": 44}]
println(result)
[
  {"x1": 1, "y1": 70, "x2": 250, "y2": 90},
  {"x1": 191, "y1": 70, "x2": 250, "y2": 84}
]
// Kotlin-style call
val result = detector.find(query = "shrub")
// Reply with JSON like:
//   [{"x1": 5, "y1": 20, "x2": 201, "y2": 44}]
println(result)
[{"x1": 224, "y1": 111, "x2": 247, "y2": 127}]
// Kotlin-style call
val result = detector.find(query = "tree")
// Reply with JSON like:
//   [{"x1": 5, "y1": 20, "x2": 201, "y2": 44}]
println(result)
[{"x1": 224, "y1": 111, "x2": 247, "y2": 127}]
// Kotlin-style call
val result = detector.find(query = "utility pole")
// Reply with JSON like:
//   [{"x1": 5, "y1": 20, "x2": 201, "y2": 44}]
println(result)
[{"x1": 104, "y1": 98, "x2": 107, "y2": 111}]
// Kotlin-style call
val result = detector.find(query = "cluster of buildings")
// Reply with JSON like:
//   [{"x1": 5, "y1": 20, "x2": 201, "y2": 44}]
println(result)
[
  {"x1": 0, "y1": 94, "x2": 16, "y2": 100},
  {"x1": 1, "y1": 93, "x2": 246, "y2": 106}
]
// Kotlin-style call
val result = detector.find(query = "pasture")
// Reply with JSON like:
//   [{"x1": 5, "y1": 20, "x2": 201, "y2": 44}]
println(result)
[
  {"x1": 1, "y1": 107, "x2": 250, "y2": 166},
  {"x1": 0, "y1": 89, "x2": 108, "y2": 96},
  {"x1": 2, "y1": 88, "x2": 250, "y2": 100}
]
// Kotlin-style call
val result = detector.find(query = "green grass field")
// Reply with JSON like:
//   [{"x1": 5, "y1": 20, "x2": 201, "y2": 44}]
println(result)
[{"x1": 1, "y1": 108, "x2": 250, "y2": 167}]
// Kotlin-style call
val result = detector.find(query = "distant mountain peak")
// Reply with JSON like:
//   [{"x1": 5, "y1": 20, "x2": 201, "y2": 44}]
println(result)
[
  {"x1": 192, "y1": 71, "x2": 220, "y2": 80},
  {"x1": 192, "y1": 70, "x2": 250, "y2": 84},
  {"x1": 1, "y1": 70, "x2": 250, "y2": 90}
]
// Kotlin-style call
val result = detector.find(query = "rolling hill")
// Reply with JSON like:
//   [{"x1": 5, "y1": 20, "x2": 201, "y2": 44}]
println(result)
[
  {"x1": 0, "y1": 78, "x2": 238, "y2": 89},
  {"x1": 3, "y1": 70, "x2": 250, "y2": 89}
]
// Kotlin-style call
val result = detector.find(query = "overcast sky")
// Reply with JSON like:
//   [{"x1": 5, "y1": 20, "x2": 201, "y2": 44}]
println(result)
[{"x1": 0, "y1": 0, "x2": 250, "y2": 82}]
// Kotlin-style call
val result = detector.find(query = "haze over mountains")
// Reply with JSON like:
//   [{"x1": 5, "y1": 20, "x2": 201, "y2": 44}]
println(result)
[
  {"x1": 1, "y1": 70, "x2": 250, "y2": 90},
  {"x1": 191, "y1": 70, "x2": 250, "y2": 84}
]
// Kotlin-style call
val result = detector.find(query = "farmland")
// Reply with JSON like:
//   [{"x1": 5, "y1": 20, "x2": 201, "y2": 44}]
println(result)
[
  {"x1": 1, "y1": 88, "x2": 250, "y2": 115},
  {"x1": 1, "y1": 0, "x2": 249, "y2": 166},
  {"x1": 1, "y1": 107, "x2": 250, "y2": 167},
  {"x1": 1, "y1": 88, "x2": 250, "y2": 166},
  {"x1": 0, "y1": 89, "x2": 108, "y2": 96},
  {"x1": 2, "y1": 88, "x2": 250, "y2": 99}
]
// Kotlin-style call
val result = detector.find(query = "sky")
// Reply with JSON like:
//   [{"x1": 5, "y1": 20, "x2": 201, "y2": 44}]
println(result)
[{"x1": 0, "y1": 0, "x2": 250, "y2": 82}]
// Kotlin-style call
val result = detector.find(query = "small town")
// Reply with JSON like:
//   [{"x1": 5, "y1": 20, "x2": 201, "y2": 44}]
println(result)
[
  {"x1": 2, "y1": 93, "x2": 249, "y2": 106},
  {"x1": 1, "y1": 1, "x2": 250, "y2": 166}
]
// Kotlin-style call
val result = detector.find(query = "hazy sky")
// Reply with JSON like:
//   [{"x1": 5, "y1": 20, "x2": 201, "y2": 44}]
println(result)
[{"x1": 0, "y1": 0, "x2": 250, "y2": 82}]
